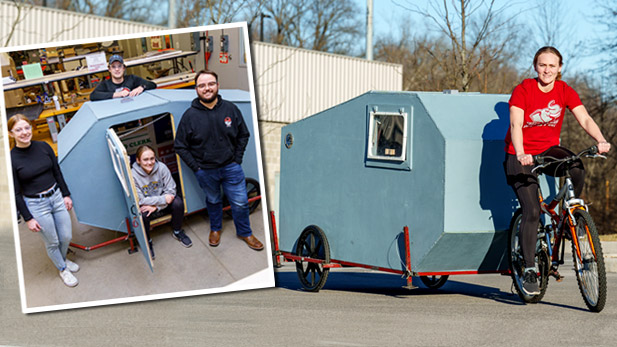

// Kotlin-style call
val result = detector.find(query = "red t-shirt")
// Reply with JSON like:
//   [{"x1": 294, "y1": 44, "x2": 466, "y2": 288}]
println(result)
[{"x1": 504, "y1": 78, "x2": 583, "y2": 155}]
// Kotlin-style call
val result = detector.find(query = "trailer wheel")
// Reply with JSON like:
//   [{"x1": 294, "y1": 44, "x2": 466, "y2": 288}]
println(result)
[
  {"x1": 223, "y1": 178, "x2": 261, "y2": 218},
  {"x1": 419, "y1": 275, "x2": 449, "y2": 289},
  {"x1": 295, "y1": 225, "x2": 330, "y2": 292}
]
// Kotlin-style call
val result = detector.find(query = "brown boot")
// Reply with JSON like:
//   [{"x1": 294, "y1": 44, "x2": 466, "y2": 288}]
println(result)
[
  {"x1": 238, "y1": 235, "x2": 264, "y2": 251},
  {"x1": 209, "y1": 230, "x2": 221, "y2": 247}
]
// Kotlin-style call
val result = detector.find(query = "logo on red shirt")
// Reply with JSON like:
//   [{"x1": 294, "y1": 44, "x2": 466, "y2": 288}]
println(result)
[
  {"x1": 525, "y1": 100, "x2": 561, "y2": 128},
  {"x1": 224, "y1": 116, "x2": 232, "y2": 127}
]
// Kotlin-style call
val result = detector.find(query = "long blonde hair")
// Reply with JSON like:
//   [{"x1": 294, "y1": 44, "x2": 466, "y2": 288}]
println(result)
[{"x1": 7, "y1": 114, "x2": 32, "y2": 149}]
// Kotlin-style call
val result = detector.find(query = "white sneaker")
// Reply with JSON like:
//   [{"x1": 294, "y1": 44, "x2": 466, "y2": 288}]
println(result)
[
  {"x1": 59, "y1": 268, "x2": 78, "y2": 287},
  {"x1": 65, "y1": 259, "x2": 80, "y2": 273}
]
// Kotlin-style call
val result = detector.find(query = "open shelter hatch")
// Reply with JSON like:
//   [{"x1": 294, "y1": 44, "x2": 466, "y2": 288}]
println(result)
[
  {"x1": 58, "y1": 89, "x2": 261, "y2": 271},
  {"x1": 273, "y1": 90, "x2": 555, "y2": 291}
]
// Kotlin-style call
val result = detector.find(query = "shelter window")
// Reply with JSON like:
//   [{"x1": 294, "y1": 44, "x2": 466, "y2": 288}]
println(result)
[{"x1": 367, "y1": 111, "x2": 408, "y2": 162}]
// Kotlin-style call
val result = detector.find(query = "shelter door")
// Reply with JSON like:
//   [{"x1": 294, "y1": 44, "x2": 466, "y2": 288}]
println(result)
[{"x1": 105, "y1": 129, "x2": 154, "y2": 271}]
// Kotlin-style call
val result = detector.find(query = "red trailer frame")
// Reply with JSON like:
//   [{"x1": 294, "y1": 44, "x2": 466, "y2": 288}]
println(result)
[{"x1": 270, "y1": 211, "x2": 510, "y2": 291}]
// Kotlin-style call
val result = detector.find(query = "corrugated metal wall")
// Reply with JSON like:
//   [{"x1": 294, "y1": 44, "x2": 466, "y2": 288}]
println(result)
[
  {"x1": 252, "y1": 42, "x2": 402, "y2": 123},
  {"x1": 0, "y1": 0, "x2": 162, "y2": 47}
]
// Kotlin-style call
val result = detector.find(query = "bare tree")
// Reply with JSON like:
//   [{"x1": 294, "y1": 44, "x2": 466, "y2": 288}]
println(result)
[
  {"x1": 394, "y1": 0, "x2": 521, "y2": 92},
  {"x1": 3, "y1": 0, "x2": 34, "y2": 46},
  {"x1": 304, "y1": 0, "x2": 361, "y2": 53},
  {"x1": 594, "y1": 0, "x2": 617, "y2": 97},
  {"x1": 374, "y1": 22, "x2": 522, "y2": 93},
  {"x1": 262, "y1": 0, "x2": 304, "y2": 46},
  {"x1": 175, "y1": 0, "x2": 256, "y2": 27},
  {"x1": 561, "y1": 76, "x2": 617, "y2": 234},
  {"x1": 528, "y1": 0, "x2": 580, "y2": 76},
  {"x1": 260, "y1": 0, "x2": 362, "y2": 54},
  {"x1": 240, "y1": 0, "x2": 266, "y2": 40},
  {"x1": 375, "y1": 30, "x2": 449, "y2": 91},
  {"x1": 30, "y1": 0, "x2": 165, "y2": 25}
]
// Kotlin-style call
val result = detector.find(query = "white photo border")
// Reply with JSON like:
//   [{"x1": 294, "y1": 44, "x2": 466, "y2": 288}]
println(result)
[{"x1": 0, "y1": 22, "x2": 274, "y2": 314}]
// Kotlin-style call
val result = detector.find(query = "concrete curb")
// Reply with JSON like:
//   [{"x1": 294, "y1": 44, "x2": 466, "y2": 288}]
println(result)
[{"x1": 602, "y1": 241, "x2": 617, "y2": 273}]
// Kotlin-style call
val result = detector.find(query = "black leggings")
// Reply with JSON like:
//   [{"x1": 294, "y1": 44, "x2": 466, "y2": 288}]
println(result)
[
  {"x1": 141, "y1": 195, "x2": 184, "y2": 239},
  {"x1": 505, "y1": 146, "x2": 585, "y2": 268}
]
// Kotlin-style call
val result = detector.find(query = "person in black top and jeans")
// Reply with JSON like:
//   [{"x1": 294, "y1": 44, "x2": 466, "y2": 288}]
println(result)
[
  {"x1": 9, "y1": 114, "x2": 80, "y2": 287},
  {"x1": 89, "y1": 54, "x2": 156, "y2": 101}
]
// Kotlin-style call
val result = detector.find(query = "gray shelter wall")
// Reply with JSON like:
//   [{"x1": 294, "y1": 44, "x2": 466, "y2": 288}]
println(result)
[
  {"x1": 279, "y1": 91, "x2": 549, "y2": 273},
  {"x1": 58, "y1": 89, "x2": 258, "y2": 232},
  {"x1": 279, "y1": 92, "x2": 446, "y2": 271},
  {"x1": 414, "y1": 93, "x2": 515, "y2": 272},
  {"x1": 416, "y1": 93, "x2": 516, "y2": 232}
]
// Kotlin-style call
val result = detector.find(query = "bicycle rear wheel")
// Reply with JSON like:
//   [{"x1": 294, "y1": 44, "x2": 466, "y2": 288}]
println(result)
[
  {"x1": 569, "y1": 209, "x2": 607, "y2": 312},
  {"x1": 508, "y1": 209, "x2": 549, "y2": 303}
]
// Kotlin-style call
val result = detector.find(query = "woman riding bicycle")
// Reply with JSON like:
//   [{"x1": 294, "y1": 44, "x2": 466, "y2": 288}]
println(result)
[{"x1": 504, "y1": 46, "x2": 610, "y2": 296}]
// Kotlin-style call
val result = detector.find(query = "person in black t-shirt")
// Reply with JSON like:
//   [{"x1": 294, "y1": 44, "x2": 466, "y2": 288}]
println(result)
[
  {"x1": 89, "y1": 54, "x2": 157, "y2": 101},
  {"x1": 8, "y1": 114, "x2": 80, "y2": 287}
]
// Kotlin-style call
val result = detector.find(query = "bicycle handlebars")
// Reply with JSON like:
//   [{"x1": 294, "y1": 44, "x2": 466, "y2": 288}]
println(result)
[{"x1": 531, "y1": 146, "x2": 606, "y2": 174}]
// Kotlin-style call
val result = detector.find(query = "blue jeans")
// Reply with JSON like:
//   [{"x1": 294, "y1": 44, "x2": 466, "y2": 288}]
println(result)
[
  {"x1": 24, "y1": 189, "x2": 72, "y2": 271},
  {"x1": 194, "y1": 162, "x2": 252, "y2": 237}
]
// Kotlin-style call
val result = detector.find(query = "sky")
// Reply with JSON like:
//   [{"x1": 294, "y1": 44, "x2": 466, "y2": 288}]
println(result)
[{"x1": 356, "y1": 0, "x2": 608, "y2": 77}]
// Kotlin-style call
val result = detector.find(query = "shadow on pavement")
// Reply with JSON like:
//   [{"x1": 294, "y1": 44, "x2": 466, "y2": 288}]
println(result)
[
  {"x1": 536, "y1": 300, "x2": 590, "y2": 312},
  {"x1": 276, "y1": 270, "x2": 530, "y2": 306}
]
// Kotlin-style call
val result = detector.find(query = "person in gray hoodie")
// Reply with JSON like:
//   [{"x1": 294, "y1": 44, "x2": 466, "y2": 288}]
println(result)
[{"x1": 131, "y1": 145, "x2": 192, "y2": 258}]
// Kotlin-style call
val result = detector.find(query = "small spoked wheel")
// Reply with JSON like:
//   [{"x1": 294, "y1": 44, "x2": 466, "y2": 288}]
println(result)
[
  {"x1": 245, "y1": 178, "x2": 261, "y2": 214},
  {"x1": 295, "y1": 225, "x2": 330, "y2": 292},
  {"x1": 223, "y1": 178, "x2": 261, "y2": 217},
  {"x1": 419, "y1": 275, "x2": 449, "y2": 289}
]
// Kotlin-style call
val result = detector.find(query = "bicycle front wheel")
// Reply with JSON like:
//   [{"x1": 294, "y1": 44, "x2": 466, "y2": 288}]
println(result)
[{"x1": 569, "y1": 209, "x2": 607, "y2": 312}]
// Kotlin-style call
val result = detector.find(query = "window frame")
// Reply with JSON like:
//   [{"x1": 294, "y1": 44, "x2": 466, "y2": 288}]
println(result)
[
  {"x1": 365, "y1": 105, "x2": 413, "y2": 171},
  {"x1": 367, "y1": 110, "x2": 408, "y2": 162}
]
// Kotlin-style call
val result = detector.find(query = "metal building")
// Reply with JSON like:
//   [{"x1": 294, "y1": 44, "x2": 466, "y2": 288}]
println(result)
[{"x1": 0, "y1": 0, "x2": 162, "y2": 47}]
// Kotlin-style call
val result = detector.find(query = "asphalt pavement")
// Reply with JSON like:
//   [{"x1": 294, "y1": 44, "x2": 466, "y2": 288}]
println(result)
[{"x1": 2, "y1": 231, "x2": 617, "y2": 347}]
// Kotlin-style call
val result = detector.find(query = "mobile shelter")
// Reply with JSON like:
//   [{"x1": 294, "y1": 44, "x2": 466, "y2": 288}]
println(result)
[
  {"x1": 58, "y1": 89, "x2": 260, "y2": 270},
  {"x1": 276, "y1": 91, "x2": 555, "y2": 290}
]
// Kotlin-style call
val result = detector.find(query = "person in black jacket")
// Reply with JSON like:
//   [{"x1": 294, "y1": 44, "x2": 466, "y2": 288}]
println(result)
[
  {"x1": 8, "y1": 114, "x2": 80, "y2": 287},
  {"x1": 174, "y1": 70, "x2": 263, "y2": 251},
  {"x1": 89, "y1": 54, "x2": 156, "y2": 101}
]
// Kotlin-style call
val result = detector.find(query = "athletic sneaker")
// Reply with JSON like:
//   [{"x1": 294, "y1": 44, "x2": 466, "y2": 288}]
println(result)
[
  {"x1": 65, "y1": 259, "x2": 80, "y2": 273},
  {"x1": 59, "y1": 268, "x2": 78, "y2": 287},
  {"x1": 523, "y1": 269, "x2": 540, "y2": 295},
  {"x1": 172, "y1": 230, "x2": 193, "y2": 248}
]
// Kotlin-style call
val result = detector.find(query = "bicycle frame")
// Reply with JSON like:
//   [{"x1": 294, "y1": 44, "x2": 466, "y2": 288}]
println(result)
[{"x1": 538, "y1": 171, "x2": 598, "y2": 267}]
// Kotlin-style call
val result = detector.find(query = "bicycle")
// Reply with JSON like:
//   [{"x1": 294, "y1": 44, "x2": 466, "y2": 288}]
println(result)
[{"x1": 508, "y1": 146, "x2": 607, "y2": 312}]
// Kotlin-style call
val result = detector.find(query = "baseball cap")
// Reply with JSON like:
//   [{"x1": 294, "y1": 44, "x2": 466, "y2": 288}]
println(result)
[{"x1": 108, "y1": 54, "x2": 124, "y2": 65}]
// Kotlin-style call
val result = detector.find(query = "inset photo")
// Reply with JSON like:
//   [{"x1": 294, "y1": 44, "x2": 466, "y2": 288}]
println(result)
[{"x1": 0, "y1": 22, "x2": 274, "y2": 313}]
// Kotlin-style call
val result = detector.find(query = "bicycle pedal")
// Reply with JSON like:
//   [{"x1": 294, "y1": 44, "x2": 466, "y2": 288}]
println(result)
[{"x1": 549, "y1": 268, "x2": 564, "y2": 282}]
